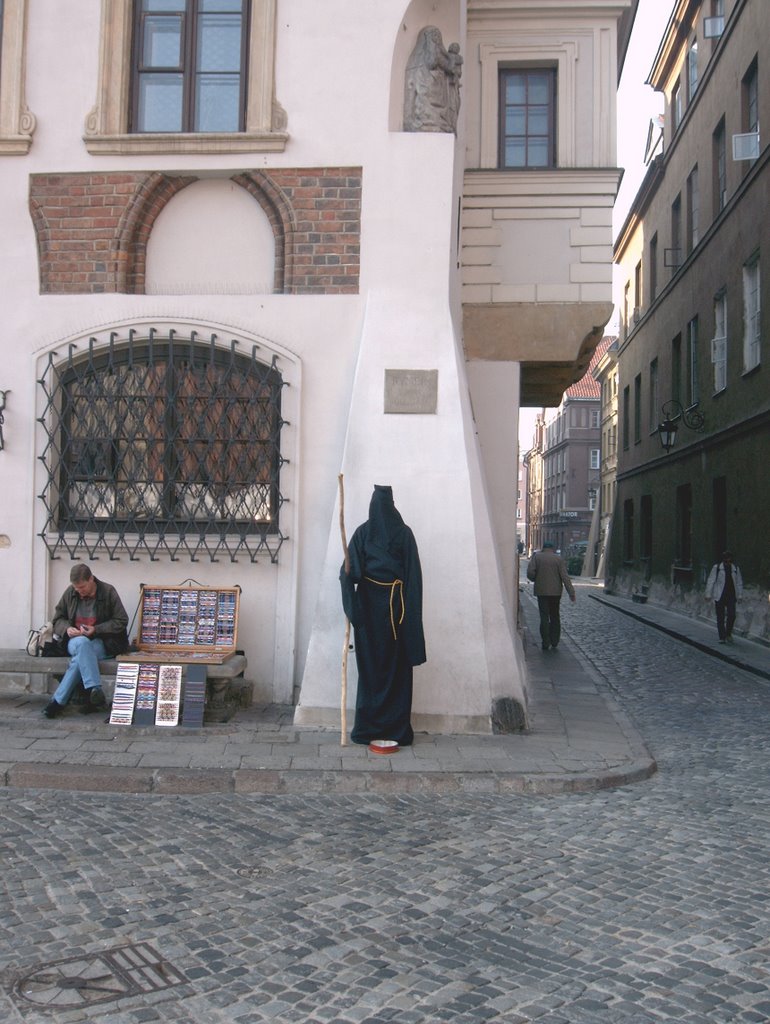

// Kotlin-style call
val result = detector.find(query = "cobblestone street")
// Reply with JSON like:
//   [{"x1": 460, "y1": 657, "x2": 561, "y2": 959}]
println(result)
[{"x1": 2, "y1": 581, "x2": 770, "y2": 1023}]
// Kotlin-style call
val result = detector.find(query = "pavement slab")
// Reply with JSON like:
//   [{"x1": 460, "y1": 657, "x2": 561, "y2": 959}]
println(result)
[{"x1": 2, "y1": 580, "x2": 768, "y2": 799}]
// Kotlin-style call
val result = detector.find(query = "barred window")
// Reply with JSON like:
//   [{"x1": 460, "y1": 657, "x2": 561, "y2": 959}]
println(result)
[{"x1": 39, "y1": 329, "x2": 287, "y2": 562}]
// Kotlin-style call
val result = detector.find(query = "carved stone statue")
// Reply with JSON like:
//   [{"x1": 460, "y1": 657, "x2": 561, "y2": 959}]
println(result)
[{"x1": 403, "y1": 27, "x2": 463, "y2": 134}]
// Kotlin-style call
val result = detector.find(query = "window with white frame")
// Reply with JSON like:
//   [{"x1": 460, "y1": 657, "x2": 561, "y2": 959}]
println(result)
[
  {"x1": 670, "y1": 193, "x2": 682, "y2": 275},
  {"x1": 687, "y1": 165, "x2": 699, "y2": 253},
  {"x1": 672, "y1": 80, "x2": 682, "y2": 133},
  {"x1": 477, "y1": 39, "x2": 577, "y2": 169},
  {"x1": 713, "y1": 118, "x2": 726, "y2": 215},
  {"x1": 650, "y1": 232, "x2": 658, "y2": 300},
  {"x1": 686, "y1": 37, "x2": 698, "y2": 102},
  {"x1": 590, "y1": 448, "x2": 600, "y2": 470},
  {"x1": 649, "y1": 357, "x2": 659, "y2": 434},
  {"x1": 744, "y1": 59, "x2": 758, "y2": 135},
  {"x1": 743, "y1": 255, "x2": 761, "y2": 372},
  {"x1": 687, "y1": 316, "x2": 700, "y2": 406},
  {"x1": 712, "y1": 291, "x2": 727, "y2": 392}
]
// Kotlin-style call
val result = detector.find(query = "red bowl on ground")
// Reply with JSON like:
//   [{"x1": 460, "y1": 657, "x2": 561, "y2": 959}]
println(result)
[{"x1": 368, "y1": 739, "x2": 399, "y2": 755}]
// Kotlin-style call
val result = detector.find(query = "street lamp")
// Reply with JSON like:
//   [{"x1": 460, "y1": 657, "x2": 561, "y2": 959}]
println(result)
[
  {"x1": 657, "y1": 399, "x2": 705, "y2": 453},
  {"x1": 658, "y1": 416, "x2": 678, "y2": 452}
]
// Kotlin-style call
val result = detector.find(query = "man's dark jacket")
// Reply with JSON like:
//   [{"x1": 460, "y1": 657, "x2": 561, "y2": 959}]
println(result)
[{"x1": 52, "y1": 578, "x2": 129, "y2": 656}]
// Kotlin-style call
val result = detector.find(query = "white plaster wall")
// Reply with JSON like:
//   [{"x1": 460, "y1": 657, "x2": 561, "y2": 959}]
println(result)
[
  {"x1": 297, "y1": 132, "x2": 528, "y2": 730},
  {"x1": 145, "y1": 180, "x2": 276, "y2": 294},
  {"x1": 1, "y1": 1, "x2": 528, "y2": 729}
]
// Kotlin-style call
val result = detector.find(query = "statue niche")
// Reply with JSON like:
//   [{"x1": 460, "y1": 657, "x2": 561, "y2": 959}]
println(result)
[{"x1": 403, "y1": 26, "x2": 462, "y2": 134}]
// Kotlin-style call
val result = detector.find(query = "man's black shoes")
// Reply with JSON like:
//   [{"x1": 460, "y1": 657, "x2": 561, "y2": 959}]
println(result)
[
  {"x1": 42, "y1": 699, "x2": 63, "y2": 718},
  {"x1": 80, "y1": 687, "x2": 107, "y2": 714}
]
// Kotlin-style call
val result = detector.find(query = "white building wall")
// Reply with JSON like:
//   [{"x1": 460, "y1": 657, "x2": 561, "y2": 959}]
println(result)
[{"x1": 0, "y1": 0, "x2": 531, "y2": 730}]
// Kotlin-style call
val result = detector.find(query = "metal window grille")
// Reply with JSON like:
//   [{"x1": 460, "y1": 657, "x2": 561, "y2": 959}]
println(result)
[{"x1": 38, "y1": 328, "x2": 288, "y2": 563}]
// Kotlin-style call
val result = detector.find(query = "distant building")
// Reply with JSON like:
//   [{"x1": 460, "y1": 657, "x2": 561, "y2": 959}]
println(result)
[
  {"x1": 592, "y1": 338, "x2": 619, "y2": 579},
  {"x1": 541, "y1": 339, "x2": 610, "y2": 557},
  {"x1": 523, "y1": 412, "x2": 546, "y2": 557},
  {"x1": 524, "y1": 339, "x2": 612, "y2": 560},
  {"x1": 516, "y1": 458, "x2": 527, "y2": 552},
  {"x1": 612, "y1": 0, "x2": 769, "y2": 638}
]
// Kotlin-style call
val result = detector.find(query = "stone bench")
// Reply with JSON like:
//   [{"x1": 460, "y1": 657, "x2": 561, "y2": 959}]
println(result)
[{"x1": 0, "y1": 649, "x2": 251, "y2": 723}]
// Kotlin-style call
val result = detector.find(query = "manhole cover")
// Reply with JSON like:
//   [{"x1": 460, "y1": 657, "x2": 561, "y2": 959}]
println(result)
[
  {"x1": 14, "y1": 942, "x2": 185, "y2": 1010},
  {"x1": 237, "y1": 866, "x2": 271, "y2": 878}
]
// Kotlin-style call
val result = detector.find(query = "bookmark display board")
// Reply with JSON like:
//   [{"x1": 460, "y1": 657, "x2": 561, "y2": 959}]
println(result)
[
  {"x1": 109, "y1": 662, "x2": 140, "y2": 725},
  {"x1": 181, "y1": 665, "x2": 206, "y2": 729},
  {"x1": 111, "y1": 662, "x2": 204, "y2": 728},
  {"x1": 129, "y1": 585, "x2": 240, "y2": 664},
  {"x1": 134, "y1": 664, "x2": 161, "y2": 725},
  {"x1": 155, "y1": 664, "x2": 183, "y2": 727}
]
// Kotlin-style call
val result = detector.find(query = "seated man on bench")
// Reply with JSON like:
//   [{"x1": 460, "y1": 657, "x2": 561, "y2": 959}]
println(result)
[{"x1": 42, "y1": 564, "x2": 129, "y2": 719}]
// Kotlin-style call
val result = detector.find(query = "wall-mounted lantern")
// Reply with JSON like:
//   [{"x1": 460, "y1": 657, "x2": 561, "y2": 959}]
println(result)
[{"x1": 658, "y1": 399, "x2": 705, "y2": 453}]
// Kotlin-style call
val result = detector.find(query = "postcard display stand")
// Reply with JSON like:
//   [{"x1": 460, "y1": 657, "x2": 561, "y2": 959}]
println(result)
[{"x1": 111, "y1": 585, "x2": 240, "y2": 728}]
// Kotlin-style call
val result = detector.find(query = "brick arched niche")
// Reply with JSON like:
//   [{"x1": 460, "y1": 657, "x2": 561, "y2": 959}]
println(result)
[
  {"x1": 29, "y1": 169, "x2": 360, "y2": 295},
  {"x1": 118, "y1": 172, "x2": 293, "y2": 295},
  {"x1": 144, "y1": 179, "x2": 278, "y2": 295}
]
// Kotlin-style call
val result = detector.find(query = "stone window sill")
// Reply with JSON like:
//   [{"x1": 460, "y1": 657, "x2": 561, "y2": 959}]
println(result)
[
  {"x1": 0, "y1": 135, "x2": 33, "y2": 155},
  {"x1": 83, "y1": 131, "x2": 289, "y2": 156}
]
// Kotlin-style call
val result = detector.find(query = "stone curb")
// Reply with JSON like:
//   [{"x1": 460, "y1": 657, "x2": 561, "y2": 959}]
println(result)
[
  {"x1": 589, "y1": 592, "x2": 770, "y2": 682},
  {"x1": 0, "y1": 757, "x2": 657, "y2": 797}
]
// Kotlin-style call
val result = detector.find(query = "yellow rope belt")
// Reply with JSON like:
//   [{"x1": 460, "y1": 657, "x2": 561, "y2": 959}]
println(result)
[{"x1": 365, "y1": 577, "x2": 405, "y2": 639}]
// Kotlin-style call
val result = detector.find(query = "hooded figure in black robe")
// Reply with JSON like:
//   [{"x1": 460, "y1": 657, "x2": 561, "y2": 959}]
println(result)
[{"x1": 340, "y1": 485, "x2": 426, "y2": 745}]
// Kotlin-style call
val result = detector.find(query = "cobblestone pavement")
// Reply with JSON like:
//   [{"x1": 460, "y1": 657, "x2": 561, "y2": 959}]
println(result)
[{"x1": 2, "y1": 582, "x2": 770, "y2": 1024}]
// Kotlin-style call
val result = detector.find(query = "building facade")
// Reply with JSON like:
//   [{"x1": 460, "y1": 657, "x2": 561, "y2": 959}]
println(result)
[
  {"x1": 592, "y1": 337, "x2": 619, "y2": 579},
  {"x1": 516, "y1": 457, "x2": 527, "y2": 551},
  {"x1": 0, "y1": 0, "x2": 633, "y2": 731},
  {"x1": 523, "y1": 412, "x2": 546, "y2": 557},
  {"x1": 612, "y1": 0, "x2": 769, "y2": 638},
  {"x1": 538, "y1": 338, "x2": 609, "y2": 558}
]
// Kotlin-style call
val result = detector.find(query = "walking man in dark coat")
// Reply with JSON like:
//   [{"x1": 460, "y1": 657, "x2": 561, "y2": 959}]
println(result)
[{"x1": 527, "y1": 541, "x2": 576, "y2": 651}]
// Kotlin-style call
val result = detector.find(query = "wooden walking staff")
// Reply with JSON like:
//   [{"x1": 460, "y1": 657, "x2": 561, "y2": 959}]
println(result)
[{"x1": 338, "y1": 473, "x2": 351, "y2": 745}]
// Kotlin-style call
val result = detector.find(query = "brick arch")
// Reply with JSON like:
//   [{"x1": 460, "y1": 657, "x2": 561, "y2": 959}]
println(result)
[
  {"x1": 28, "y1": 196, "x2": 53, "y2": 293},
  {"x1": 115, "y1": 173, "x2": 198, "y2": 294},
  {"x1": 29, "y1": 168, "x2": 360, "y2": 295},
  {"x1": 231, "y1": 171, "x2": 297, "y2": 293}
]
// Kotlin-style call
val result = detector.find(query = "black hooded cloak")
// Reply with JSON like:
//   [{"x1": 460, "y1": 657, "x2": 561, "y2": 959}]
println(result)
[{"x1": 340, "y1": 485, "x2": 426, "y2": 745}]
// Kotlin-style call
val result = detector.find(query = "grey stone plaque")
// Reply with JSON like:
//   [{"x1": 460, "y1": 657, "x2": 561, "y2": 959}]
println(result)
[{"x1": 384, "y1": 369, "x2": 438, "y2": 414}]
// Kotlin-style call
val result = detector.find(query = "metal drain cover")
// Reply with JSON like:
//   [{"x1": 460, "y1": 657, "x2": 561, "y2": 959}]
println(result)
[{"x1": 15, "y1": 942, "x2": 185, "y2": 1009}]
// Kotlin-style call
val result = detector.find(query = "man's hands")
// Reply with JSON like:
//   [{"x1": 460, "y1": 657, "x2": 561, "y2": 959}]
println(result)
[{"x1": 66, "y1": 624, "x2": 95, "y2": 638}]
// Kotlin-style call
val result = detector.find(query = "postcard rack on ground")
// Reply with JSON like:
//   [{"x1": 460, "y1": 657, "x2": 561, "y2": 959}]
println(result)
[{"x1": 123, "y1": 584, "x2": 241, "y2": 665}]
